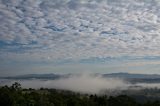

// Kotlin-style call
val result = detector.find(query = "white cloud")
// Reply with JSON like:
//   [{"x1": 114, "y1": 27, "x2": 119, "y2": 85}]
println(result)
[{"x1": 0, "y1": 0, "x2": 160, "y2": 62}]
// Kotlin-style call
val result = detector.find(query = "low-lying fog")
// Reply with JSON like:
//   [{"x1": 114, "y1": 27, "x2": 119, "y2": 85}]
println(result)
[{"x1": 1, "y1": 73, "x2": 160, "y2": 94}]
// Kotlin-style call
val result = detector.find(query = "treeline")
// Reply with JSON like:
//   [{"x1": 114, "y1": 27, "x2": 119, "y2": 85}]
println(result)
[{"x1": 0, "y1": 82, "x2": 160, "y2": 106}]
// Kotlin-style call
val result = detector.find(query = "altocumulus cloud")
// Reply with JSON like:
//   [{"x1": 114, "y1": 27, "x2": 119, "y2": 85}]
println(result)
[{"x1": 0, "y1": 0, "x2": 160, "y2": 63}]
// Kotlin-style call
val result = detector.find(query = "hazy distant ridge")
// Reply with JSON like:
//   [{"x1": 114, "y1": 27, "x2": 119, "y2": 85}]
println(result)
[
  {"x1": 103, "y1": 73, "x2": 160, "y2": 79},
  {"x1": 1, "y1": 73, "x2": 160, "y2": 79}
]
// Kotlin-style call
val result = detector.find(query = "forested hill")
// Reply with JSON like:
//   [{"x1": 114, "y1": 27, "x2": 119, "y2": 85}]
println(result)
[{"x1": 0, "y1": 82, "x2": 160, "y2": 106}]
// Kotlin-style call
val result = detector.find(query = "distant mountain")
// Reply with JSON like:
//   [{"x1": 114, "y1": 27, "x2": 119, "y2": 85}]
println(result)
[
  {"x1": 1, "y1": 74, "x2": 62, "y2": 80},
  {"x1": 103, "y1": 72, "x2": 160, "y2": 83},
  {"x1": 103, "y1": 72, "x2": 160, "y2": 79},
  {"x1": 1, "y1": 73, "x2": 160, "y2": 83}
]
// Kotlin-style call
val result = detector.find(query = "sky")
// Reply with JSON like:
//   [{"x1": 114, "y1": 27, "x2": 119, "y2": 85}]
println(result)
[{"x1": 1, "y1": 0, "x2": 160, "y2": 76}]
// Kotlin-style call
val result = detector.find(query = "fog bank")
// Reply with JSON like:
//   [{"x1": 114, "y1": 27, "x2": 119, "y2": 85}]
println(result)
[
  {"x1": 0, "y1": 74, "x2": 129, "y2": 94},
  {"x1": 1, "y1": 73, "x2": 160, "y2": 94}
]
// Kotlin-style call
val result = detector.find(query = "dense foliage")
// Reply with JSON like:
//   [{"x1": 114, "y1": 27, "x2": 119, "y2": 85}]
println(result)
[{"x1": 0, "y1": 82, "x2": 160, "y2": 106}]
